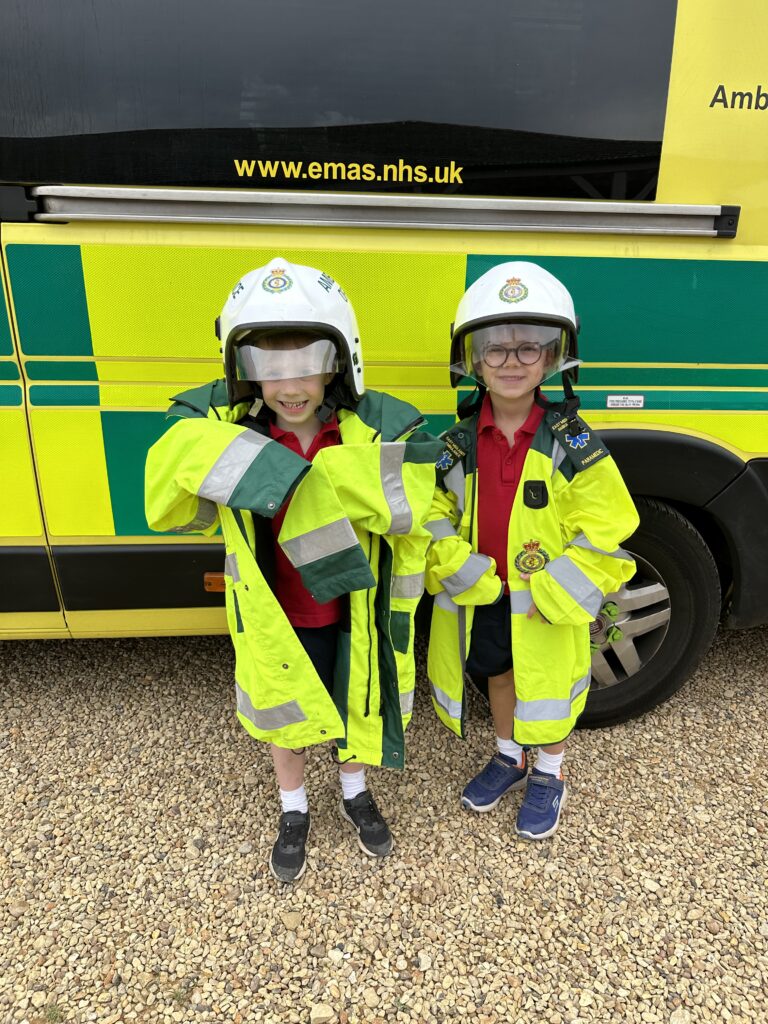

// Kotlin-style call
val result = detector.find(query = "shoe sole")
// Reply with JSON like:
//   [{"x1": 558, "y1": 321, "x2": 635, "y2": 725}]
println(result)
[
  {"x1": 515, "y1": 784, "x2": 568, "y2": 840},
  {"x1": 339, "y1": 799, "x2": 394, "y2": 858},
  {"x1": 460, "y1": 773, "x2": 529, "y2": 813},
  {"x1": 269, "y1": 818, "x2": 311, "y2": 883}
]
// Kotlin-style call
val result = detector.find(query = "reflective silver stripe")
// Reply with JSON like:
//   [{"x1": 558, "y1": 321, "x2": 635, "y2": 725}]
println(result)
[
  {"x1": 426, "y1": 517, "x2": 457, "y2": 541},
  {"x1": 552, "y1": 441, "x2": 567, "y2": 476},
  {"x1": 515, "y1": 672, "x2": 591, "y2": 723},
  {"x1": 199, "y1": 432, "x2": 272, "y2": 505},
  {"x1": 400, "y1": 689, "x2": 415, "y2": 715},
  {"x1": 442, "y1": 552, "x2": 493, "y2": 598},
  {"x1": 569, "y1": 533, "x2": 634, "y2": 561},
  {"x1": 281, "y1": 518, "x2": 359, "y2": 567},
  {"x1": 443, "y1": 463, "x2": 466, "y2": 513},
  {"x1": 391, "y1": 572, "x2": 425, "y2": 599},
  {"x1": 169, "y1": 497, "x2": 218, "y2": 533},
  {"x1": 458, "y1": 605, "x2": 467, "y2": 670},
  {"x1": 380, "y1": 443, "x2": 412, "y2": 534},
  {"x1": 236, "y1": 683, "x2": 308, "y2": 731},
  {"x1": 430, "y1": 681, "x2": 462, "y2": 720},
  {"x1": 435, "y1": 591, "x2": 459, "y2": 613},
  {"x1": 510, "y1": 591, "x2": 533, "y2": 615},
  {"x1": 546, "y1": 555, "x2": 604, "y2": 617},
  {"x1": 224, "y1": 552, "x2": 240, "y2": 582}
]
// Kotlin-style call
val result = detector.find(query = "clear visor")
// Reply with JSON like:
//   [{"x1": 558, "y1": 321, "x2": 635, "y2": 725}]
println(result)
[
  {"x1": 451, "y1": 322, "x2": 580, "y2": 388},
  {"x1": 235, "y1": 338, "x2": 340, "y2": 382}
]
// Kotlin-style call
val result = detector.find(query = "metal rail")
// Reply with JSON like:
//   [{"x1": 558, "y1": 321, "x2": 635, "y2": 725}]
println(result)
[{"x1": 31, "y1": 186, "x2": 740, "y2": 237}]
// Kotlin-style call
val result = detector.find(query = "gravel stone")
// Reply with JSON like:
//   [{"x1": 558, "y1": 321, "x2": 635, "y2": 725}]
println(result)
[
  {"x1": 310, "y1": 1005, "x2": 336, "y2": 1023},
  {"x1": 0, "y1": 629, "x2": 767, "y2": 1024}
]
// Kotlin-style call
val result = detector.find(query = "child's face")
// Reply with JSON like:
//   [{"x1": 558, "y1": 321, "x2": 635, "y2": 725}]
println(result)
[
  {"x1": 260, "y1": 372, "x2": 331, "y2": 426},
  {"x1": 473, "y1": 325, "x2": 558, "y2": 401},
  {"x1": 253, "y1": 332, "x2": 333, "y2": 427}
]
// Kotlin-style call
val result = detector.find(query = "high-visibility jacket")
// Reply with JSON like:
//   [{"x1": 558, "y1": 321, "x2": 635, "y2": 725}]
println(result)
[
  {"x1": 145, "y1": 380, "x2": 441, "y2": 767},
  {"x1": 425, "y1": 402, "x2": 639, "y2": 746}
]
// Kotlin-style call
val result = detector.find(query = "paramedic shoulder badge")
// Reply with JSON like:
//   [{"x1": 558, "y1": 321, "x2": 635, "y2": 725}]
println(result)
[
  {"x1": 514, "y1": 539, "x2": 550, "y2": 574},
  {"x1": 550, "y1": 414, "x2": 609, "y2": 471},
  {"x1": 499, "y1": 276, "x2": 529, "y2": 304},
  {"x1": 435, "y1": 433, "x2": 466, "y2": 472}
]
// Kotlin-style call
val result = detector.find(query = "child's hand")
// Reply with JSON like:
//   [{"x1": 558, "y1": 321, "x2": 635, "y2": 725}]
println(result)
[{"x1": 519, "y1": 572, "x2": 549, "y2": 622}]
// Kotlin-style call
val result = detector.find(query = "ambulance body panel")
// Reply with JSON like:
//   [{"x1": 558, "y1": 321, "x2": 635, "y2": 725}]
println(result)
[{"x1": 1, "y1": 0, "x2": 766, "y2": 723}]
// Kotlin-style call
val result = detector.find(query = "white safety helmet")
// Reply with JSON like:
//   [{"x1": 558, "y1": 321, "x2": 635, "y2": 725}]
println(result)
[
  {"x1": 217, "y1": 257, "x2": 364, "y2": 407},
  {"x1": 449, "y1": 261, "x2": 580, "y2": 389}
]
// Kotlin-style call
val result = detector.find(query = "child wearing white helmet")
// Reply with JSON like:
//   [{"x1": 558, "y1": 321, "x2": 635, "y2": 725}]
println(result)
[
  {"x1": 146, "y1": 258, "x2": 439, "y2": 881},
  {"x1": 425, "y1": 261, "x2": 638, "y2": 839}
]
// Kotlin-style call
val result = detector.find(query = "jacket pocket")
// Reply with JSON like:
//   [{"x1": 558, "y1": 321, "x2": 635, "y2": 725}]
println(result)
[{"x1": 390, "y1": 610, "x2": 411, "y2": 654}]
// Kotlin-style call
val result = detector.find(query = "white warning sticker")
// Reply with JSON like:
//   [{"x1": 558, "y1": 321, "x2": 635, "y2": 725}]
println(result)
[{"x1": 607, "y1": 395, "x2": 645, "y2": 409}]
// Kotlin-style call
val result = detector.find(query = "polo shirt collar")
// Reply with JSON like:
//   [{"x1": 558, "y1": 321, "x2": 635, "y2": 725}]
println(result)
[
  {"x1": 269, "y1": 413, "x2": 340, "y2": 443},
  {"x1": 478, "y1": 390, "x2": 543, "y2": 436}
]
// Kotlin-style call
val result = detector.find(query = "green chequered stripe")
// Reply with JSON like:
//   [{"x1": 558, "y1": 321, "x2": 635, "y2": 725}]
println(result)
[
  {"x1": 6, "y1": 244, "x2": 93, "y2": 357},
  {"x1": 0, "y1": 291, "x2": 13, "y2": 356},
  {"x1": 0, "y1": 385, "x2": 23, "y2": 407},
  {"x1": 466, "y1": 255, "x2": 768, "y2": 369},
  {"x1": 29, "y1": 385, "x2": 99, "y2": 406},
  {"x1": 101, "y1": 411, "x2": 173, "y2": 536},
  {"x1": 25, "y1": 360, "x2": 98, "y2": 381},
  {"x1": 0, "y1": 361, "x2": 20, "y2": 381}
]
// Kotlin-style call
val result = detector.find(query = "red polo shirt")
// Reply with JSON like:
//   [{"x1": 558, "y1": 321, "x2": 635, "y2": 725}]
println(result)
[
  {"x1": 476, "y1": 393, "x2": 545, "y2": 590},
  {"x1": 269, "y1": 417, "x2": 342, "y2": 628}
]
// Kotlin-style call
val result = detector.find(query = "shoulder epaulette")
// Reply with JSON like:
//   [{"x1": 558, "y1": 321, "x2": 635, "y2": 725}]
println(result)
[
  {"x1": 435, "y1": 416, "x2": 473, "y2": 474},
  {"x1": 548, "y1": 411, "x2": 610, "y2": 471}
]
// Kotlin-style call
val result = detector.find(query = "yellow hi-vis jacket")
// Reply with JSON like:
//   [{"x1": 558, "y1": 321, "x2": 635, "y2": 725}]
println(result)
[
  {"x1": 145, "y1": 379, "x2": 441, "y2": 767},
  {"x1": 425, "y1": 402, "x2": 639, "y2": 746}
]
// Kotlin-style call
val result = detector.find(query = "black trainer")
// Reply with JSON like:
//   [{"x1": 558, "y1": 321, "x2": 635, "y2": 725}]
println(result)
[
  {"x1": 339, "y1": 790, "x2": 393, "y2": 857},
  {"x1": 269, "y1": 810, "x2": 311, "y2": 882}
]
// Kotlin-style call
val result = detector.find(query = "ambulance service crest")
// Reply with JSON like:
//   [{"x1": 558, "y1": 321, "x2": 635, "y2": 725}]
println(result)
[
  {"x1": 262, "y1": 269, "x2": 293, "y2": 294},
  {"x1": 499, "y1": 277, "x2": 529, "y2": 304},
  {"x1": 514, "y1": 539, "x2": 550, "y2": 573}
]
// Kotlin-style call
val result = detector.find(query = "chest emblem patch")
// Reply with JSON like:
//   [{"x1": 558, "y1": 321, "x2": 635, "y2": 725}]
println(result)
[
  {"x1": 514, "y1": 539, "x2": 551, "y2": 574},
  {"x1": 435, "y1": 450, "x2": 454, "y2": 470}
]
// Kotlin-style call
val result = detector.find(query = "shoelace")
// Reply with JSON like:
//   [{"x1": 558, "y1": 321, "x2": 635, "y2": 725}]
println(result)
[
  {"x1": 281, "y1": 817, "x2": 308, "y2": 848},
  {"x1": 352, "y1": 795, "x2": 381, "y2": 827},
  {"x1": 525, "y1": 774, "x2": 558, "y2": 811}
]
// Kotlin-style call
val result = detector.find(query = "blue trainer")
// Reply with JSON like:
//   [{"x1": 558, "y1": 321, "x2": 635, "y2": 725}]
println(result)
[
  {"x1": 515, "y1": 769, "x2": 567, "y2": 839},
  {"x1": 461, "y1": 751, "x2": 528, "y2": 812}
]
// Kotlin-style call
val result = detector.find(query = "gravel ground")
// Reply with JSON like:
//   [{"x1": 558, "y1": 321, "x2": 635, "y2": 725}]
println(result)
[{"x1": 0, "y1": 626, "x2": 766, "y2": 1024}]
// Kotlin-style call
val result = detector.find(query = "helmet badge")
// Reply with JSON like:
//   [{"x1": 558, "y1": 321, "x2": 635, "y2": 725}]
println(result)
[
  {"x1": 499, "y1": 277, "x2": 529, "y2": 304},
  {"x1": 262, "y1": 269, "x2": 293, "y2": 294}
]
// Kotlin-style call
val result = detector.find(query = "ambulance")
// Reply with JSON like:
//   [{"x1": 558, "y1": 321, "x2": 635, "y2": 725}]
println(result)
[{"x1": 1, "y1": 0, "x2": 766, "y2": 727}]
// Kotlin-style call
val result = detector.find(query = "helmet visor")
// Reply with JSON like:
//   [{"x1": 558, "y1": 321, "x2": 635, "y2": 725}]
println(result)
[
  {"x1": 235, "y1": 337, "x2": 340, "y2": 382},
  {"x1": 451, "y1": 322, "x2": 579, "y2": 388}
]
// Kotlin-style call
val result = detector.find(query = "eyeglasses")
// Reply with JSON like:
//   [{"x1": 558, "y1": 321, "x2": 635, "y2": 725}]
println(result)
[{"x1": 481, "y1": 341, "x2": 554, "y2": 368}]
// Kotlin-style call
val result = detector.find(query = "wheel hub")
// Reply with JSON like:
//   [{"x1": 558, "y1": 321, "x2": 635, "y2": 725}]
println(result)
[{"x1": 589, "y1": 552, "x2": 672, "y2": 690}]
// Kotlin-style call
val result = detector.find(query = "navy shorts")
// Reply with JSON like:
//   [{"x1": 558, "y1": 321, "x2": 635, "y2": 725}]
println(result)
[
  {"x1": 294, "y1": 624, "x2": 339, "y2": 695},
  {"x1": 466, "y1": 599, "x2": 513, "y2": 679}
]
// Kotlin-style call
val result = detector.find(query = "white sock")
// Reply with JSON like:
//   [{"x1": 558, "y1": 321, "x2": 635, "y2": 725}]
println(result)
[
  {"x1": 497, "y1": 736, "x2": 525, "y2": 766},
  {"x1": 535, "y1": 750, "x2": 564, "y2": 777},
  {"x1": 279, "y1": 784, "x2": 308, "y2": 814},
  {"x1": 340, "y1": 766, "x2": 367, "y2": 801}
]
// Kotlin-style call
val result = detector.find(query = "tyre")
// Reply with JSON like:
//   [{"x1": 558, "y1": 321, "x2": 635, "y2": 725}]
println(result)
[{"x1": 580, "y1": 496, "x2": 720, "y2": 727}]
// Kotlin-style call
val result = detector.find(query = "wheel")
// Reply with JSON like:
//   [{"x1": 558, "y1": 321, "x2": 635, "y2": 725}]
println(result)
[{"x1": 580, "y1": 497, "x2": 720, "y2": 728}]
